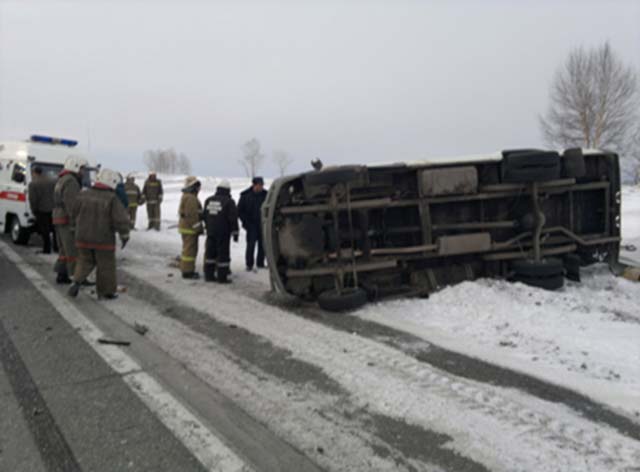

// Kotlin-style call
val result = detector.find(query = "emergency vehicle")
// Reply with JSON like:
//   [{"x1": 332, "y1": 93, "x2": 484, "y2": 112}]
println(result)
[{"x1": 0, "y1": 135, "x2": 93, "y2": 245}]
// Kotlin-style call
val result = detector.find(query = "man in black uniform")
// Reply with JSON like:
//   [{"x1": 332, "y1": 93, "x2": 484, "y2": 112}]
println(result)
[
  {"x1": 28, "y1": 166, "x2": 58, "y2": 254},
  {"x1": 238, "y1": 176, "x2": 267, "y2": 271},
  {"x1": 202, "y1": 180, "x2": 239, "y2": 283}
]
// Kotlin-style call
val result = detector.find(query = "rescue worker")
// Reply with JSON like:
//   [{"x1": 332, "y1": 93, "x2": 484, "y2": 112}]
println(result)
[
  {"x1": 142, "y1": 171, "x2": 163, "y2": 230},
  {"x1": 124, "y1": 174, "x2": 143, "y2": 229},
  {"x1": 68, "y1": 169, "x2": 130, "y2": 300},
  {"x1": 28, "y1": 166, "x2": 58, "y2": 254},
  {"x1": 202, "y1": 180, "x2": 239, "y2": 283},
  {"x1": 178, "y1": 176, "x2": 203, "y2": 279},
  {"x1": 238, "y1": 176, "x2": 267, "y2": 271},
  {"x1": 53, "y1": 156, "x2": 88, "y2": 284}
]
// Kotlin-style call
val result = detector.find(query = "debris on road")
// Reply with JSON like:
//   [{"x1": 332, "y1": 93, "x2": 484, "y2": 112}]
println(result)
[
  {"x1": 133, "y1": 322, "x2": 149, "y2": 336},
  {"x1": 97, "y1": 338, "x2": 131, "y2": 346}
]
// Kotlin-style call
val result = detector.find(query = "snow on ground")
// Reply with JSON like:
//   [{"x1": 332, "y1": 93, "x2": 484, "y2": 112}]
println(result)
[
  {"x1": 124, "y1": 176, "x2": 640, "y2": 419},
  {"x1": 357, "y1": 185, "x2": 640, "y2": 417}
]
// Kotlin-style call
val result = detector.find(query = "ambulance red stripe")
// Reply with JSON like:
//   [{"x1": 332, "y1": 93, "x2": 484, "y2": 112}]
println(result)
[{"x1": 0, "y1": 191, "x2": 26, "y2": 202}]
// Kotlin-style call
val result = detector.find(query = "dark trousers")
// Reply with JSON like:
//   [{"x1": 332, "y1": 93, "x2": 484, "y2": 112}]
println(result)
[
  {"x1": 36, "y1": 212, "x2": 57, "y2": 253},
  {"x1": 204, "y1": 233, "x2": 231, "y2": 281},
  {"x1": 245, "y1": 225, "x2": 264, "y2": 269}
]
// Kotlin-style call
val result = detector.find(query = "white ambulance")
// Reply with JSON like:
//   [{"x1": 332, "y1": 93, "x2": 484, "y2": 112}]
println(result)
[{"x1": 0, "y1": 135, "x2": 94, "y2": 245}]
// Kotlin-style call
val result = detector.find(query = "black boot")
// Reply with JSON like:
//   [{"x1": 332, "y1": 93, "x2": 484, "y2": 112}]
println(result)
[
  {"x1": 182, "y1": 272, "x2": 200, "y2": 280},
  {"x1": 216, "y1": 275, "x2": 232, "y2": 284},
  {"x1": 216, "y1": 268, "x2": 232, "y2": 284},
  {"x1": 56, "y1": 273, "x2": 72, "y2": 284},
  {"x1": 204, "y1": 264, "x2": 216, "y2": 282},
  {"x1": 98, "y1": 293, "x2": 119, "y2": 300},
  {"x1": 67, "y1": 283, "x2": 81, "y2": 298}
]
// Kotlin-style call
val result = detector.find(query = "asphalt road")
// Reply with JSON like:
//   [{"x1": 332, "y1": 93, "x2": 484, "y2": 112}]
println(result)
[{"x1": 0, "y1": 246, "x2": 207, "y2": 472}]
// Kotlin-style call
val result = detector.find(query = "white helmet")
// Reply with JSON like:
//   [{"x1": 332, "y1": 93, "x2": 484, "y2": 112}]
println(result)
[
  {"x1": 218, "y1": 179, "x2": 231, "y2": 190},
  {"x1": 64, "y1": 155, "x2": 89, "y2": 173},
  {"x1": 95, "y1": 168, "x2": 121, "y2": 190}
]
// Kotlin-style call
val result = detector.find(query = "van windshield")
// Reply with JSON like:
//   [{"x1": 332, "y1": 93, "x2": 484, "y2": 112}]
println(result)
[{"x1": 31, "y1": 162, "x2": 63, "y2": 180}]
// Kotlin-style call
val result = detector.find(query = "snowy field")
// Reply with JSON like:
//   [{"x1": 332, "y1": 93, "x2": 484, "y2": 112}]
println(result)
[{"x1": 125, "y1": 175, "x2": 640, "y2": 420}]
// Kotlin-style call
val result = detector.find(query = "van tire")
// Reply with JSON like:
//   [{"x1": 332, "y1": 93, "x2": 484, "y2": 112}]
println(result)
[
  {"x1": 511, "y1": 257, "x2": 564, "y2": 277},
  {"x1": 511, "y1": 258, "x2": 564, "y2": 290},
  {"x1": 305, "y1": 167, "x2": 364, "y2": 187},
  {"x1": 9, "y1": 215, "x2": 30, "y2": 245},
  {"x1": 318, "y1": 288, "x2": 368, "y2": 312},
  {"x1": 562, "y1": 148, "x2": 586, "y2": 179},
  {"x1": 513, "y1": 273, "x2": 565, "y2": 291},
  {"x1": 502, "y1": 151, "x2": 561, "y2": 183}
]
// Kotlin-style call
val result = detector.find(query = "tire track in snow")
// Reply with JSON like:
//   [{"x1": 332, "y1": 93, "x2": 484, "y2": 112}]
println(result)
[{"x1": 122, "y1": 267, "x2": 640, "y2": 471}]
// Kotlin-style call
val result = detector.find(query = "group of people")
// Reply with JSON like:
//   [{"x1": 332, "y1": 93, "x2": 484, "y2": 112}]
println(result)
[
  {"x1": 26, "y1": 157, "x2": 131, "y2": 300},
  {"x1": 178, "y1": 175, "x2": 267, "y2": 283},
  {"x1": 27, "y1": 155, "x2": 268, "y2": 300}
]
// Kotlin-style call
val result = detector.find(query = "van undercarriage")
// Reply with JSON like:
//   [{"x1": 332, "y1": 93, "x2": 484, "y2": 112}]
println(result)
[{"x1": 262, "y1": 149, "x2": 621, "y2": 311}]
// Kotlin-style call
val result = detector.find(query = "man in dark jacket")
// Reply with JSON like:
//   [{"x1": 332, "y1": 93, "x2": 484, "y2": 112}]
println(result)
[
  {"x1": 68, "y1": 168, "x2": 130, "y2": 300},
  {"x1": 28, "y1": 166, "x2": 58, "y2": 254},
  {"x1": 202, "y1": 180, "x2": 239, "y2": 283},
  {"x1": 238, "y1": 176, "x2": 267, "y2": 271}
]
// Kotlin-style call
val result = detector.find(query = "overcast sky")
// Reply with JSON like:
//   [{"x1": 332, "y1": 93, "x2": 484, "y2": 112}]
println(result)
[{"x1": 0, "y1": 0, "x2": 638, "y2": 177}]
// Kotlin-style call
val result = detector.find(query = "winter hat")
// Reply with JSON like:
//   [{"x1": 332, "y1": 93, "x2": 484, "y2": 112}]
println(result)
[
  {"x1": 182, "y1": 176, "x2": 200, "y2": 191},
  {"x1": 217, "y1": 179, "x2": 231, "y2": 190},
  {"x1": 252, "y1": 176, "x2": 264, "y2": 185}
]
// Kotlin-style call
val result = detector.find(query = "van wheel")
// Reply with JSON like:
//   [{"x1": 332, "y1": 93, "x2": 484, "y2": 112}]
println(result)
[
  {"x1": 305, "y1": 166, "x2": 365, "y2": 187},
  {"x1": 502, "y1": 151, "x2": 561, "y2": 183},
  {"x1": 318, "y1": 288, "x2": 368, "y2": 312},
  {"x1": 511, "y1": 258, "x2": 564, "y2": 290},
  {"x1": 9, "y1": 216, "x2": 30, "y2": 245}
]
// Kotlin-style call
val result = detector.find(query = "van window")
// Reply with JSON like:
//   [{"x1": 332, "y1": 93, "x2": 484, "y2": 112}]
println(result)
[{"x1": 12, "y1": 163, "x2": 26, "y2": 184}]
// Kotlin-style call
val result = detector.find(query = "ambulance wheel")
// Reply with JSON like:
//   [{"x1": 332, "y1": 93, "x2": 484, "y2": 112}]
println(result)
[
  {"x1": 318, "y1": 288, "x2": 368, "y2": 312},
  {"x1": 9, "y1": 216, "x2": 30, "y2": 245}
]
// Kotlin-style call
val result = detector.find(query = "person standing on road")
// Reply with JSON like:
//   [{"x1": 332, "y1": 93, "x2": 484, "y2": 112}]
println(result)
[
  {"x1": 53, "y1": 156, "x2": 88, "y2": 284},
  {"x1": 28, "y1": 166, "x2": 58, "y2": 254},
  {"x1": 68, "y1": 169, "x2": 130, "y2": 300},
  {"x1": 238, "y1": 176, "x2": 267, "y2": 271},
  {"x1": 142, "y1": 171, "x2": 163, "y2": 230},
  {"x1": 124, "y1": 174, "x2": 143, "y2": 229},
  {"x1": 115, "y1": 173, "x2": 129, "y2": 209},
  {"x1": 178, "y1": 176, "x2": 203, "y2": 279},
  {"x1": 202, "y1": 180, "x2": 239, "y2": 283}
]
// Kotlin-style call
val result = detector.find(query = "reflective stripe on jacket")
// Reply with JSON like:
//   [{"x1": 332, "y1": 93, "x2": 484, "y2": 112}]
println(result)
[{"x1": 178, "y1": 192, "x2": 202, "y2": 236}]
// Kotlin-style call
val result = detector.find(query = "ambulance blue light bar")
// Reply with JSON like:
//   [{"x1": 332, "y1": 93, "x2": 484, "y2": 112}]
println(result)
[{"x1": 30, "y1": 135, "x2": 78, "y2": 147}]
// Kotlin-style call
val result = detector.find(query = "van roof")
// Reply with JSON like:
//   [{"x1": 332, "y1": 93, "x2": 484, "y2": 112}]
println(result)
[{"x1": 0, "y1": 140, "x2": 93, "y2": 166}]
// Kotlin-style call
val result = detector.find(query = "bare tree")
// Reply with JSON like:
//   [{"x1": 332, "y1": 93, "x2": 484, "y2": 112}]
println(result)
[
  {"x1": 272, "y1": 149, "x2": 293, "y2": 176},
  {"x1": 177, "y1": 153, "x2": 192, "y2": 174},
  {"x1": 239, "y1": 138, "x2": 264, "y2": 178},
  {"x1": 540, "y1": 42, "x2": 639, "y2": 161},
  {"x1": 143, "y1": 148, "x2": 191, "y2": 174}
]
